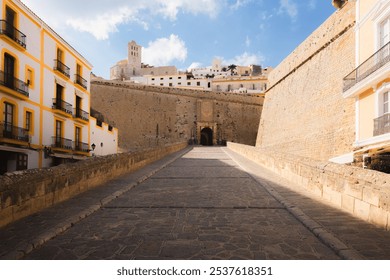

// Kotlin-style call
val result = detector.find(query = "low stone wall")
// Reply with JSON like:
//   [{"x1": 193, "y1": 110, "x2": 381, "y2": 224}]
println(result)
[
  {"x1": 228, "y1": 142, "x2": 390, "y2": 231},
  {"x1": 0, "y1": 142, "x2": 188, "y2": 228}
]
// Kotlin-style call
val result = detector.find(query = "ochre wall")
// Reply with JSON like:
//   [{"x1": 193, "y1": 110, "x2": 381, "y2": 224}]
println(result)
[
  {"x1": 256, "y1": 2, "x2": 356, "y2": 161},
  {"x1": 91, "y1": 80, "x2": 264, "y2": 151}
]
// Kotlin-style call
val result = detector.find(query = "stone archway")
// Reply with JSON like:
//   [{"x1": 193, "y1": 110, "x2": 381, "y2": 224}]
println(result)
[{"x1": 200, "y1": 127, "x2": 213, "y2": 146}]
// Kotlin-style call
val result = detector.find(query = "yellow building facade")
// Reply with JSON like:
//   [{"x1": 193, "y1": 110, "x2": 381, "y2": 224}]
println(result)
[
  {"x1": 0, "y1": 0, "x2": 93, "y2": 174},
  {"x1": 342, "y1": 0, "x2": 390, "y2": 171}
]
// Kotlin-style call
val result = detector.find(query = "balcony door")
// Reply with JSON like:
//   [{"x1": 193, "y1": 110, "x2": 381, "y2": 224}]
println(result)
[
  {"x1": 55, "y1": 120, "x2": 62, "y2": 147},
  {"x1": 4, "y1": 53, "x2": 15, "y2": 89},
  {"x1": 3, "y1": 102, "x2": 14, "y2": 137},
  {"x1": 5, "y1": 7, "x2": 15, "y2": 39}
]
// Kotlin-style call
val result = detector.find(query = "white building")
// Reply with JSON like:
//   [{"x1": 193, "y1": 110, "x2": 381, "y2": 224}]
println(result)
[
  {"x1": 131, "y1": 74, "x2": 212, "y2": 91},
  {"x1": 0, "y1": 0, "x2": 118, "y2": 174},
  {"x1": 90, "y1": 117, "x2": 118, "y2": 156},
  {"x1": 191, "y1": 59, "x2": 229, "y2": 79}
]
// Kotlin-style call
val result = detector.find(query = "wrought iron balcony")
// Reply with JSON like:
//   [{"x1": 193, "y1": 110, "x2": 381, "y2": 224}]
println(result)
[
  {"x1": 75, "y1": 74, "x2": 87, "y2": 89},
  {"x1": 54, "y1": 59, "x2": 70, "y2": 78},
  {"x1": 374, "y1": 113, "x2": 390, "y2": 136},
  {"x1": 74, "y1": 141, "x2": 89, "y2": 153},
  {"x1": 0, "y1": 122, "x2": 30, "y2": 143},
  {"x1": 52, "y1": 136, "x2": 73, "y2": 151},
  {"x1": 0, "y1": 70, "x2": 29, "y2": 98},
  {"x1": 74, "y1": 107, "x2": 89, "y2": 121},
  {"x1": 343, "y1": 41, "x2": 390, "y2": 92},
  {"x1": 52, "y1": 98, "x2": 73, "y2": 115},
  {"x1": 0, "y1": 20, "x2": 26, "y2": 49}
]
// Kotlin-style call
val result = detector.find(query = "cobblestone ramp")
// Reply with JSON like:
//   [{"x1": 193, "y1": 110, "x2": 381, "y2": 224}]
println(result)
[{"x1": 22, "y1": 147, "x2": 339, "y2": 260}]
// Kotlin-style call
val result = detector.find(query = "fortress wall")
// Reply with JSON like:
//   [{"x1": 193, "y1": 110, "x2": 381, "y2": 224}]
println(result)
[
  {"x1": 91, "y1": 80, "x2": 263, "y2": 150},
  {"x1": 256, "y1": 2, "x2": 356, "y2": 161},
  {"x1": 0, "y1": 142, "x2": 187, "y2": 228},
  {"x1": 229, "y1": 142, "x2": 390, "y2": 231}
]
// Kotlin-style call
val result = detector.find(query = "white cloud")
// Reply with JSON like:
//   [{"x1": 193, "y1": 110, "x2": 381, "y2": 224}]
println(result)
[
  {"x1": 230, "y1": 0, "x2": 253, "y2": 10},
  {"x1": 143, "y1": 35, "x2": 188, "y2": 66},
  {"x1": 278, "y1": 0, "x2": 298, "y2": 21},
  {"x1": 245, "y1": 36, "x2": 251, "y2": 47},
  {"x1": 21, "y1": 0, "x2": 224, "y2": 40},
  {"x1": 308, "y1": 0, "x2": 316, "y2": 10},
  {"x1": 222, "y1": 52, "x2": 263, "y2": 66},
  {"x1": 187, "y1": 62, "x2": 203, "y2": 71}
]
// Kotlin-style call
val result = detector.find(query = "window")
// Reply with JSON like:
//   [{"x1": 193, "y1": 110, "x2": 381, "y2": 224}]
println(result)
[
  {"x1": 4, "y1": 53, "x2": 15, "y2": 88},
  {"x1": 25, "y1": 111, "x2": 32, "y2": 131},
  {"x1": 55, "y1": 120, "x2": 62, "y2": 139},
  {"x1": 16, "y1": 154, "x2": 28, "y2": 171},
  {"x1": 26, "y1": 67, "x2": 34, "y2": 88},
  {"x1": 384, "y1": 92, "x2": 389, "y2": 115},
  {"x1": 5, "y1": 6, "x2": 16, "y2": 36},
  {"x1": 56, "y1": 84, "x2": 64, "y2": 100},
  {"x1": 57, "y1": 48, "x2": 63, "y2": 62},
  {"x1": 4, "y1": 102, "x2": 14, "y2": 135},
  {"x1": 187, "y1": 82, "x2": 191, "y2": 86},
  {"x1": 75, "y1": 126, "x2": 81, "y2": 145},
  {"x1": 380, "y1": 17, "x2": 390, "y2": 48},
  {"x1": 197, "y1": 82, "x2": 200, "y2": 86}
]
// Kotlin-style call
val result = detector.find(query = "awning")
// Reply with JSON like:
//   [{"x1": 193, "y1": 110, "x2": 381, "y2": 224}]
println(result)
[
  {"x1": 51, "y1": 153, "x2": 89, "y2": 161},
  {"x1": 0, "y1": 145, "x2": 34, "y2": 154}
]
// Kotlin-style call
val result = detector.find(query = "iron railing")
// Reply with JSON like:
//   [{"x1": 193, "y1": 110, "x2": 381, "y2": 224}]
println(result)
[
  {"x1": 75, "y1": 74, "x2": 87, "y2": 89},
  {"x1": 52, "y1": 98, "x2": 73, "y2": 115},
  {"x1": 54, "y1": 59, "x2": 70, "y2": 78},
  {"x1": 374, "y1": 113, "x2": 390, "y2": 136},
  {"x1": 0, "y1": 70, "x2": 29, "y2": 97},
  {"x1": 343, "y1": 41, "x2": 390, "y2": 92},
  {"x1": 0, "y1": 20, "x2": 26, "y2": 48},
  {"x1": 74, "y1": 107, "x2": 89, "y2": 121},
  {"x1": 52, "y1": 136, "x2": 73, "y2": 150},
  {"x1": 74, "y1": 141, "x2": 89, "y2": 153},
  {"x1": 0, "y1": 122, "x2": 30, "y2": 142}
]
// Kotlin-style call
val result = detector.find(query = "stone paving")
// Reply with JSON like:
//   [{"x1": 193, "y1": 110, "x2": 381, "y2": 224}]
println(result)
[{"x1": 1, "y1": 147, "x2": 390, "y2": 259}]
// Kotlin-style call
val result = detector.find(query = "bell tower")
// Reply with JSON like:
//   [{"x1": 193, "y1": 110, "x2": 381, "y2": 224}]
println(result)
[{"x1": 128, "y1": 41, "x2": 142, "y2": 76}]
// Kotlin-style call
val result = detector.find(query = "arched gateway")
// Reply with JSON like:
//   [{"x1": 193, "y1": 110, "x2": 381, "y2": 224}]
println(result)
[{"x1": 200, "y1": 127, "x2": 213, "y2": 146}]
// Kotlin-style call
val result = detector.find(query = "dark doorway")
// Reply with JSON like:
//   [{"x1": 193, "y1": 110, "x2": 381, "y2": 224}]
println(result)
[{"x1": 200, "y1": 127, "x2": 213, "y2": 146}]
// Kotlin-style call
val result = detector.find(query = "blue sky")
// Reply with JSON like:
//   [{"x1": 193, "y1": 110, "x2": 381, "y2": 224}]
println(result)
[{"x1": 21, "y1": 0, "x2": 335, "y2": 79}]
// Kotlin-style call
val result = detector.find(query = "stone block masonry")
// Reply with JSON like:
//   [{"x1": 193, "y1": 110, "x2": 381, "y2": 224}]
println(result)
[
  {"x1": 228, "y1": 142, "x2": 390, "y2": 231},
  {"x1": 0, "y1": 142, "x2": 187, "y2": 228},
  {"x1": 256, "y1": 2, "x2": 356, "y2": 161},
  {"x1": 91, "y1": 80, "x2": 263, "y2": 151}
]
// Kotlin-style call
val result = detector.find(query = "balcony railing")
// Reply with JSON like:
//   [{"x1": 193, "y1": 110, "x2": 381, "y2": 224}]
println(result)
[
  {"x1": 74, "y1": 141, "x2": 89, "y2": 153},
  {"x1": 74, "y1": 107, "x2": 89, "y2": 121},
  {"x1": 75, "y1": 74, "x2": 87, "y2": 89},
  {"x1": 0, "y1": 122, "x2": 30, "y2": 143},
  {"x1": 343, "y1": 41, "x2": 390, "y2": 92},
  {"x1": 374, "y1": 113, "x2": 390, "y2": 136},
  {"x1": 54, "y1": 59, "x2": 70, "y2": 78},
  {"x1": 52, "y1": 136, "x2": 73, "y2": 151},
  {"x1": 52, "y1": 98, "x2": 73, "y2": 115},
  {"x1": 0, "y1": 70, "x2": 29, "y2": 98},
  {"x1": 0, "y1": 20, "x2": 26, "y2": 49}
]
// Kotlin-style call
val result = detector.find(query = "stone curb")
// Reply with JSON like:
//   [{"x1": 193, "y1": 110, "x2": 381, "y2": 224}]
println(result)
[
  {"x1": 223, "y1": 148, "x2": 365, "y2": 260},
  {"x1": 1, "y1": 147, "x2": 192, "y2": 260}
]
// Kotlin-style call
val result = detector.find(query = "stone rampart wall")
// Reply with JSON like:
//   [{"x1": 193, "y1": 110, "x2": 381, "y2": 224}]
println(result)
[
  {"x1": 91, "y1": 80, "x2": 263, "y2": 150},
  {"x1": 256, "y1": 2, "x2": 356, "y2": 161},
  {"x1": 0, "y1": 142, "x2": 187, "y2": 228},
  {"x1": 228, "y1": 142, "x2": 390, "y2": 231}
]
